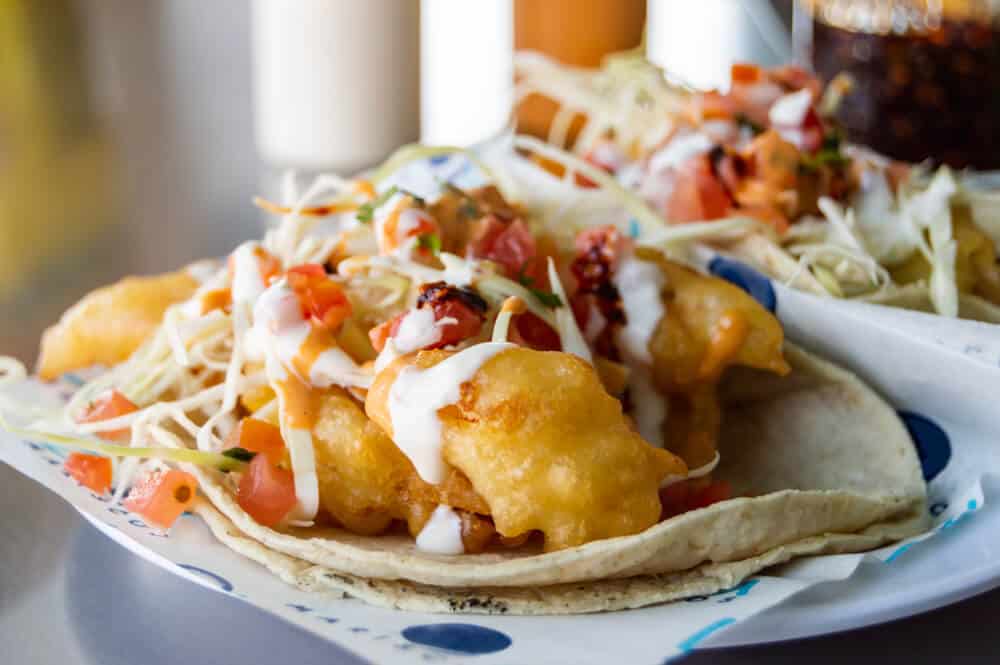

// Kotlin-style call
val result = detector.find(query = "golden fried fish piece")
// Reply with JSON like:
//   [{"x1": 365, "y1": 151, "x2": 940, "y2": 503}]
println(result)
[
  {"x1": 640, "y1": 248, "x2": 790, "y2": 388},
  {"x1": 37, "y1": 270, "x2": 199, "y2": 380},
  {"x1": 639, "y1": 249, "x2": 790, "y2": 468},
  {"x1": 312, "y1": 387, "x2": 489, "y2": 538},
  {"x1": 366, "y1": 347, "x2": 687, "y2": 552}
]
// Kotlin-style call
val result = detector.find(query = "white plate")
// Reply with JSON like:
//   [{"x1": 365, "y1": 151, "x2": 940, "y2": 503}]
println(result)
[{"x1": 73, "y1": 477, "x2": 1000, "y2": 651}]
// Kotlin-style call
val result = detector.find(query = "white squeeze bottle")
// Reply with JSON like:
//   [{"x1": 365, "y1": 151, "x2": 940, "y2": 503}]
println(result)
[{"x1": 252, "y1": 0, "x2": 420, "y2": 173}]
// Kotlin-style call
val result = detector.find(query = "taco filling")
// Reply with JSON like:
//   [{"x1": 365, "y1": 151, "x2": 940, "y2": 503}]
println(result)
[{"x1": 3, "y1": 144, "x2": 926, "y2": 613}]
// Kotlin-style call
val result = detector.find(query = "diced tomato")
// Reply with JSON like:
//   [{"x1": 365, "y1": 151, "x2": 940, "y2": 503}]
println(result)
[
  {"x1": 64, "y1": 453, "x2": 113, "y2": 494},
  {"x1": 665, "y1": 155, "x2": 732, "y2": 223},
  {"x1": 768, "y1": 64, "x2": 822, "y2": 97},
  {"x1": 303, "y1": 280, "x2": 352, "y2": 330},
  {"x1": 287, "y1": 265, "x2": 353, "y2": 331},
  {"x1": 659, "y1": 481, "x2": 691, "y2": 519},
  {"x1": 285, "y1": 263, "x2": 327, "y2": 287},
  {"x1": 688, "y1": 479, "x2": 732, "y2": 510},
  {"x1": 467, "y1": 215, "x2": 537, "y2": 279},
  {"x1": 432, "y1": 299, "x2": 486, "y2": 348},
  {"x1": 225, "y1": 418, "x2": 285, "y2": 465},
  {"x1": 799, "y1": 108, "x2": 825, "y2": 153},
  {"x1": 510, "y1": 312, "x2": 561, "y2": 351},
  {"x1": 76, "y1": 389, "x2": 138, "y2": 442},
  {"x1": 124, "y1": 469, "x2": 198, "y2": 529},
  {"x1": 368, "y1": 314, "x2": 402, "y2": 353},
  {"x1": 731, "y1": 62, "x2": 763, "y2": 85},
  {"x1": 238, "y1": 453, "x2": 297, "y2": 527}
]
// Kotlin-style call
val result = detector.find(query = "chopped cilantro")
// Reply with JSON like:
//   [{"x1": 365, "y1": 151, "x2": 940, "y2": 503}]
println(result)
[
  {"x1": 800, "y1": 129, "x2": 849, "y2": 172},
  {"x1": 821, "y1": 128, "x2": 843, "y2": 152},
  {"x1": 417, "y1": 233, "x2": 442, "y2": 256},
  {"x1": 356, "y1": 185, "x2": 399, "y2": 223},
  {"x1": 528, "y1": 287, "x2": 563, "y2": 308},
  {"x1": 800, "y1": 149, "x2": 849, "y2": 172},
  {"x1": 221, "y1": 447, "x2": 257, "y2": 463},
  {"x1": 517, "y1": 265, "x2": 563, "y2": 308}
]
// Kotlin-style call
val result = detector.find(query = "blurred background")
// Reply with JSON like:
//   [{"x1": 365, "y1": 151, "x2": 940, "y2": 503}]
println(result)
[{"x1": 2, "y1": 0, "x2": 996, "y2": 362}]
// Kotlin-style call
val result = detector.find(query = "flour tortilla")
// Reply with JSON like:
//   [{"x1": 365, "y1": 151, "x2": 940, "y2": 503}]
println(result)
[
  {"x1": 179, "y1": 342, "x2": 925, "y2": 612},
  {"x1": 194, "y1": 501, "x2": 922, "y2": 615}
]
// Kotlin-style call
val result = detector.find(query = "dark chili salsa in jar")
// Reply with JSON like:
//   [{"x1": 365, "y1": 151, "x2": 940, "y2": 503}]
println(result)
[{"x1": 809, "y1": 1, "x2": 1000, "y2": 169}]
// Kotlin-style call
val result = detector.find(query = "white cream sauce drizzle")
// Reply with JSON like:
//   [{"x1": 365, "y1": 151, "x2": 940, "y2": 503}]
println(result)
[
  {"x1": 613, "y1": 256, "x2": 665, "y2": 366},
  {"x1": 613, "y1": 254, "x2": 669, "y2": 447},
  {"x1": 373, "y1": 306, "x2": 444, "y2": 375},
  {"x1": 231, "y1": 241, "x2": 268, "y2": 304},
  {"x1": 374, "y1": 339, "x2": 403, "y2": 375},
  {"x1": 387, "y1": 342, "x2": 513, "y2": 484},
  {"x1": 394, "y1": 307, "x2": 442, "y2": 351},
  {"x1": 311, "y1": 346, "x2": 372, "y2": 389},
  {"x1": 415, "y1": 505, "x2": 465, "y2": 555},
  {"x1": 250, "y1": 280, "x2": 368, "y2": 388}
]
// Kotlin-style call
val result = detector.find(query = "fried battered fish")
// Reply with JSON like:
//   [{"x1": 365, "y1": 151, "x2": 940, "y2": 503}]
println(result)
[
  {"x1": 366, "y1": 346, "x2": 687, "y2": 551},
  {"x1": 37, "y1": 269, "x2": 199, "y2": 380}
]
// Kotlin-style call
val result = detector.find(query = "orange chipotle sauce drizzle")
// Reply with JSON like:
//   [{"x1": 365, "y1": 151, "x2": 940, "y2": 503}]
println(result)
[
  {"x1": 277, "y1": 325, "x2": 341, "y2": 430},
  {"x1": 697, "y1": 309, "x2": 750, "y2": 381}
]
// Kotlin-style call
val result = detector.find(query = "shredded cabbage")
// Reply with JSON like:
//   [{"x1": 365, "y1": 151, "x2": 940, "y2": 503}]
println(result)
[{"x1": 546, "y1": 258, "x2": 592, "y2": 364}]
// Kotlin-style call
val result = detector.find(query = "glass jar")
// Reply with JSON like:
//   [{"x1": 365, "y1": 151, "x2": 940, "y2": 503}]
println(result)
[{"x1": 797, "y1": 0, "x2": 1000, "y2": 169}]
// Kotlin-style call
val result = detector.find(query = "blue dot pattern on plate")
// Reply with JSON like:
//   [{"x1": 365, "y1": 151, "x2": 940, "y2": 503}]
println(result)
[
  {"x1": 897, "y1": 411, "x2": 951, "y2": 481},
  {"x1": 402, "y1": 623, "x2": 512, "y2": 655},
  {"x1": 707, "y1": 256, "x2": 776, "y2": 313},
  {"x1": 177, "y1": 564, "x2": 234, "y2": 592}
]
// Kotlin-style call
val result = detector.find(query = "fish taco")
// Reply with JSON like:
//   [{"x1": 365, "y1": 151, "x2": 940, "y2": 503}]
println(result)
[{"x1": 4, "y1": 145, "x2": 927, "y2": 615}]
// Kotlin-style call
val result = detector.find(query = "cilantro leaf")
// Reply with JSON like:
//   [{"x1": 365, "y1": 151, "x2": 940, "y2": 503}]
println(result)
[
  {"x1": 221, "y1": 447, "x2": 257, "y2": 463},
  {"x1": 356, "y1": 185, "x2": 399, "y2": 223},
  {"x1": 800, "y1": 148, "x2": 849, "y2": 172},
  {"x1": 800, "y1": 129, "x2": 849, "y2": 172},
  {"x1": 417, "y1": 233, "x2": 442, "y2": 256},
  {"x1": 517, "y1": 265, "x2": 563, "y2": 308},
  {"x1": 528, "y1": 287, "x2": 563, "y2": 308}
]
